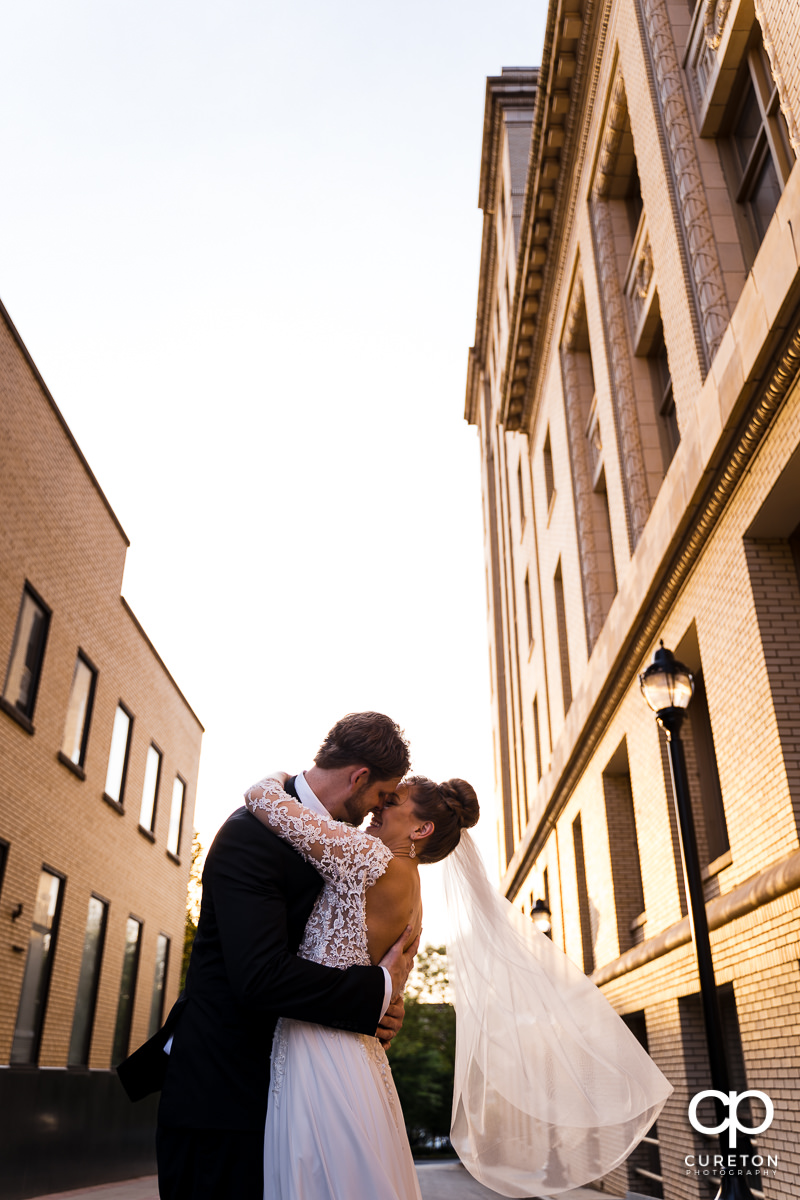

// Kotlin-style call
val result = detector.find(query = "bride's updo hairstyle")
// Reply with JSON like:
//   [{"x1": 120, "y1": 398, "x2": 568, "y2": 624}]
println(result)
[{"x1": 406, "y1": 776, "x2": 479, "y2": 863}]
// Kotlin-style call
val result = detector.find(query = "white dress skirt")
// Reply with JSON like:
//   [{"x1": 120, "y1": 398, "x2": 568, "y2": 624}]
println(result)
[
  {"x1": 264, "y1": 1018, "x2": 422, "y2": 1200},
  {"x1": 243, "y1": 779, "x2": 422, "y2": 1200}
]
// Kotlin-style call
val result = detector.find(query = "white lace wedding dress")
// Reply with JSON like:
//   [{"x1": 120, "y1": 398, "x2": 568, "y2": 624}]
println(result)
[{"x1": 244, "y1": 779, "x2": 422, "y2": 1200}]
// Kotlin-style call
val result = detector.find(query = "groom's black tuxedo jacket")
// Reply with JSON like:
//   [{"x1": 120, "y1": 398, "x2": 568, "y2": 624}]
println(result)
[{"x1": 119, "y1": 776, "x2": 385, "y2": 1132}]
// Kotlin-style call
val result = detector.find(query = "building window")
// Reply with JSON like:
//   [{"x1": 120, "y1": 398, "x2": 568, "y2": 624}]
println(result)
[
  {"x1": 572, "y1": 815, "x2": 594, "y2": 975},
  {"x1": 2, "y1": 585, "x2": 50, "y2": 724},
  {"x1": 685, "y1": 672, "x2": 730, "y2": 868},
  {"x1": 0, "y1": 838, "x2": 8, "y2": 899},
  {"x1": 139, "y1": 744, "x2": 163, "y2": 835},
  {"x1": 532, "y1": 696, "x2": 542, "y2": 782},
  {"x1": 623, "y1": 1012, "x2": 664, "y2": 1194},
  {"x1": 722, "y1": 32, "x2": 795, "y2": 259},
  {"x1": 167, "y1": 776, "x2": 186, "y2": 858},
  {"x1": 648, "y1": 317, "x2": 680, "y2": 471},
  {"x1": 543, "y1": 429, "x2": 555, "y2": 510},
  {"x1": 679, "y1": 983, "x2": 751, "y2": 1143},
  {"x1": 554, "y1": 560, "x2": 572, "y2": 714},
  {"x1": 67, "y1": 895, "x2": 108, "y2": 1067},
  {"x1": 10, "y1": 868, "x2": 65, "y2": 1064},
  {"x1": 148, "y1": 933, "x2": 170, "y2": 1037},
  {"x1": 602, "y1": 739, "x2": 646, "y2": 952},
  {"x1": 112, "y1": 916, "x2": 142, "y2": 1065},
  {"x1": 61, "y1": 653, "x2": 97, "y2": 769},
  {"x1": 517, "y1": 459, "x2": 526, "y2": 532},
  {"x1": 104, "y1": 704, "x2": 133, "y2": 806},
  {"x1": 524, "y1": 572, "x2": 533, "y2": 648}
]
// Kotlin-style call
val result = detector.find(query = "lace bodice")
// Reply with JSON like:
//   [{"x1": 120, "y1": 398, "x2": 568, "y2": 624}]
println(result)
[{"x1": 244, "y1": 778, "x2": 393, "y2": 970}]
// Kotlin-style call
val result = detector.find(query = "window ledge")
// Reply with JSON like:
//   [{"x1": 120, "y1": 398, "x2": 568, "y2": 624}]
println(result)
[
  {"x1": 702, "y1": 850, "x2": 733, "y2": 880},
  {"x1": 102, "y1": 793, "x2": 125, "y2": 816},
  {"x1": 0, "y1": 697, "x2": 34, "y2": 735},
  {"x1": 629, "y1": 911, "x2": 647, "y2": 931},
  {"x1": 57, "y1": 751, "x2": 86, "y2": 780},
  {"x1": 166, "y1": 850, "x2": 181, "y2": 866},
  {"x1": 138, "y1": 825, "x2": 156, "y2": 843}
]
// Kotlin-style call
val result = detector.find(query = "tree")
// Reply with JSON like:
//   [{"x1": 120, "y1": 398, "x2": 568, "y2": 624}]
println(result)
[
  {"x1": 180, "y1": 831, "x2": 205, "y2": 991},
  {"x1": 386, "y1": 944, "x2": 456, "y2": 1154}
]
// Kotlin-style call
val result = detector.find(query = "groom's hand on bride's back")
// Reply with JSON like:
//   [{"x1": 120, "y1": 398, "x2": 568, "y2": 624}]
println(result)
[
  {"x1": 376, "y1": 923, "x2": 420, "y2": 1045},
  {"x1": 376, "y1": 996, "x2": 405, "y2": 1049}
]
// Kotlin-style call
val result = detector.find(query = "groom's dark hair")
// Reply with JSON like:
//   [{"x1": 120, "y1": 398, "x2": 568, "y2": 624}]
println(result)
[{"x1": 314, "y1": 712, "x2": 410, "y2": 781}]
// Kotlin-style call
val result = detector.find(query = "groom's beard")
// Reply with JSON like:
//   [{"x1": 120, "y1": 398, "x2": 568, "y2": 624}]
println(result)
[{"x1": 341, "y1": 780, "x2": 371, "y2": 827}]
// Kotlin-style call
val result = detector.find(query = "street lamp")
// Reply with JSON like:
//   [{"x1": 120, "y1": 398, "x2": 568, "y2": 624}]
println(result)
[
  {"x1": 530, "y1": 898, "x2": 552, "y2": 938},
  {"x1": 640, "y1": 641, "x2": 754, "y2": 1200}
]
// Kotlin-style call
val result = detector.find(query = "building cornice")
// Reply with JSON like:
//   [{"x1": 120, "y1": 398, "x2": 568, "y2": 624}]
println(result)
[
  {"x1": 500, "y1": 0, "x2": 605, "y2": 431},
  {"x1": 465, "y1": 70, "x2": 538, "y2": 426}
]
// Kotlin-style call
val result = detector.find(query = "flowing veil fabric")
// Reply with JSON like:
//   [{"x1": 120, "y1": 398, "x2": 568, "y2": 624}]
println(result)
[{"x1": 443, "y1": 832, "x2": 672, "y2": 1197}]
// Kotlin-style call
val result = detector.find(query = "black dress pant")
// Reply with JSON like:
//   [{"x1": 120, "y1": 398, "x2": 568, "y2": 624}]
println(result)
[{"x1": 156, "y1": 1124, "x2": 264, "y2": 1200}]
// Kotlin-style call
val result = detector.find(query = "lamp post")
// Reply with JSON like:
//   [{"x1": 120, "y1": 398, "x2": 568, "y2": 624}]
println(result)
[
  {"x1": 530, "y1": 898, "x2": 552, "y2": 939},
  {"x1": 640, "y1": 642, "x2": 754, "y2": 1200}
]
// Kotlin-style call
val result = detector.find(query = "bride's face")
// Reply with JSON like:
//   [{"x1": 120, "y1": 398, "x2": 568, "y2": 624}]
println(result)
[{"x1": 365, "y1": 785, "x2": 428, "y2": 852}]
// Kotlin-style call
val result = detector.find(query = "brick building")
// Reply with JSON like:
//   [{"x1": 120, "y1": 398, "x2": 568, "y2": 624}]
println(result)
[
  {"x1": 0, "y1": 299, "x2": 203, "y2": 1197},
  {"x1": 466, "y1": 0, "x2": 800, "y2": 1193}
]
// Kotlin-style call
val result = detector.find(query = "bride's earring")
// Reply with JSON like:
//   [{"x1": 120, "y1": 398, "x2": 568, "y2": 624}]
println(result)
[{"x1": 409, "y1": 837, "x2": 417, "y2": 859}]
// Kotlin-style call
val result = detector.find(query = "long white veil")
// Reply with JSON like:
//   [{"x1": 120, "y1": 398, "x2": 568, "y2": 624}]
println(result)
[{"x1": 443, "y1": 832, "x2": 672, "y2": 1197}]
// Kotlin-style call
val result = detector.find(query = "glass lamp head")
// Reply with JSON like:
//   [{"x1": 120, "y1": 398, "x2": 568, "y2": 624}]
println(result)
[
  {"x1": 530, "y1": 898, "x2": 552, "y2": 937},
  {"x1": 639, "y1": 641, "x2": 694, "y2": 715}
]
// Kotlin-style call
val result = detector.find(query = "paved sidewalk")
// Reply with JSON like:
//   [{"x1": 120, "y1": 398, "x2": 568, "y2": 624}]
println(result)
[
  {"x1": 26, "y1": 1165, "x2": 623, "y2": 1199},
  {"x1": 416, "y1": 1160, "x2": 620, "y2": 1198},
  {"x1": 24, "y1": 1181, "x2": 159, "y2": 1200}
]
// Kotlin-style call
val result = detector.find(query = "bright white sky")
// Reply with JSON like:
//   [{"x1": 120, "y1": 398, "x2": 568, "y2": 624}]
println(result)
[{"x1": 0, "y1": 1, "x2": 546, "y2": 942}]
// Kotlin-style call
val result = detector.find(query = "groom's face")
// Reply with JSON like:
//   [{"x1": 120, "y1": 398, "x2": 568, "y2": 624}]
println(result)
[{"x1": 344, "y1": 773, "x2": 403, "y2": 826}]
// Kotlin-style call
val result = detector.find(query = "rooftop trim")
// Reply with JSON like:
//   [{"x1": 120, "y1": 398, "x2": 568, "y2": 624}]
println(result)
[
  {"x1": 0, "y1": 295, "x2": 130, "y2": 547},
  {"x1": 465, "y1": 70, "x2": 538, "y2": 425},
  {"x1": 121, "y1": 597, "x2": 205, "y2": 732},
  {"x1": 500, "y1": 0, "x2": 601, "y2": 430}
]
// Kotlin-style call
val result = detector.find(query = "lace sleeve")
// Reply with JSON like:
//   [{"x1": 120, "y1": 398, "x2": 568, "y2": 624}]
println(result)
[{"x1": 244, "y1": 778, "x2": 392, "y2": 888}]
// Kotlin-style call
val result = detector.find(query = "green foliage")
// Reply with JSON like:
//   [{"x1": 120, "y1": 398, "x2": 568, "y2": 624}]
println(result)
[
  {"x1": 406, "y1": 944, "x2": 450, "y2": 1004},
  {"x1": 387, "y1": 945, "x2": 457, "y2": 1153},
  {"x1": 180, "y1": 831, "x2": 205, "y2": 991}
]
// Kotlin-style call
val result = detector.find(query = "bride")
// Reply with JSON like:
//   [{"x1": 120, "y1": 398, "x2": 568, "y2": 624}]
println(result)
[
  {"x1": 244, "y1": 771, "x2": 477, "y2": 1200},
  {"x1": 244, "y1": 771, "x2": 672, "y2": 1200}
]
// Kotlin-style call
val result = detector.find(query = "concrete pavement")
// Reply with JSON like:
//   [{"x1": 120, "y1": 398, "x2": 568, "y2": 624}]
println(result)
[
  {"x1": 25, "y1": 1164, "x2": 624, "y2": 1200},
  {"x1": 415, "y1": 1161, "x2": 622, "y2": 1199}
]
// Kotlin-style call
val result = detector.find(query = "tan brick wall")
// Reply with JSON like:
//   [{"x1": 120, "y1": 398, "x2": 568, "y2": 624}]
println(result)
[{"x1": 0, "y1": 310, "x2": 203, "y2": 1069}]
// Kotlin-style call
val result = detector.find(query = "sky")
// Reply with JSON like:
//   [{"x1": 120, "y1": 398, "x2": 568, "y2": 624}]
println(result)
[{"x1": 0, "y1": 1, "x2": 547, "y2": 941}]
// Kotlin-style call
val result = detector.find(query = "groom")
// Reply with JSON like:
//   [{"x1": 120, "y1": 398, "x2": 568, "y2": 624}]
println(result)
[{"x1": 119, "y1": 711, "x2": 417, "y2": 1199}]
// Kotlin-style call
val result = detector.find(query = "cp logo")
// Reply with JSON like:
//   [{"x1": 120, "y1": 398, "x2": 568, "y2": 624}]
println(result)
[{"x1": 688, "y1": 1090, "x2": 774, "y2": 1149}]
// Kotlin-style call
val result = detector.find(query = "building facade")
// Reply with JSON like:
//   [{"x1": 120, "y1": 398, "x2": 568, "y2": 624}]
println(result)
[
  {"x1": 467, "y1": 0, "x2": 800, "y2": 1194},
  {"x1": 0, "y1": 300, "x2": 203, "y2": 1197}
]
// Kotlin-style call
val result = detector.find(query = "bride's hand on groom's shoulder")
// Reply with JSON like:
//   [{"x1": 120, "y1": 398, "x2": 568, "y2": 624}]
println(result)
[{"x1": 266, "y1": 770, "x2": 290, "y2": 786}]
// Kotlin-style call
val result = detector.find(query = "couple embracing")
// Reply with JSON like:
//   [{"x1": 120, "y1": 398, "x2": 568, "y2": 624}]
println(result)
[{"x1": 121, "y1": 710, "x2": 673, "y2": 1200}]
